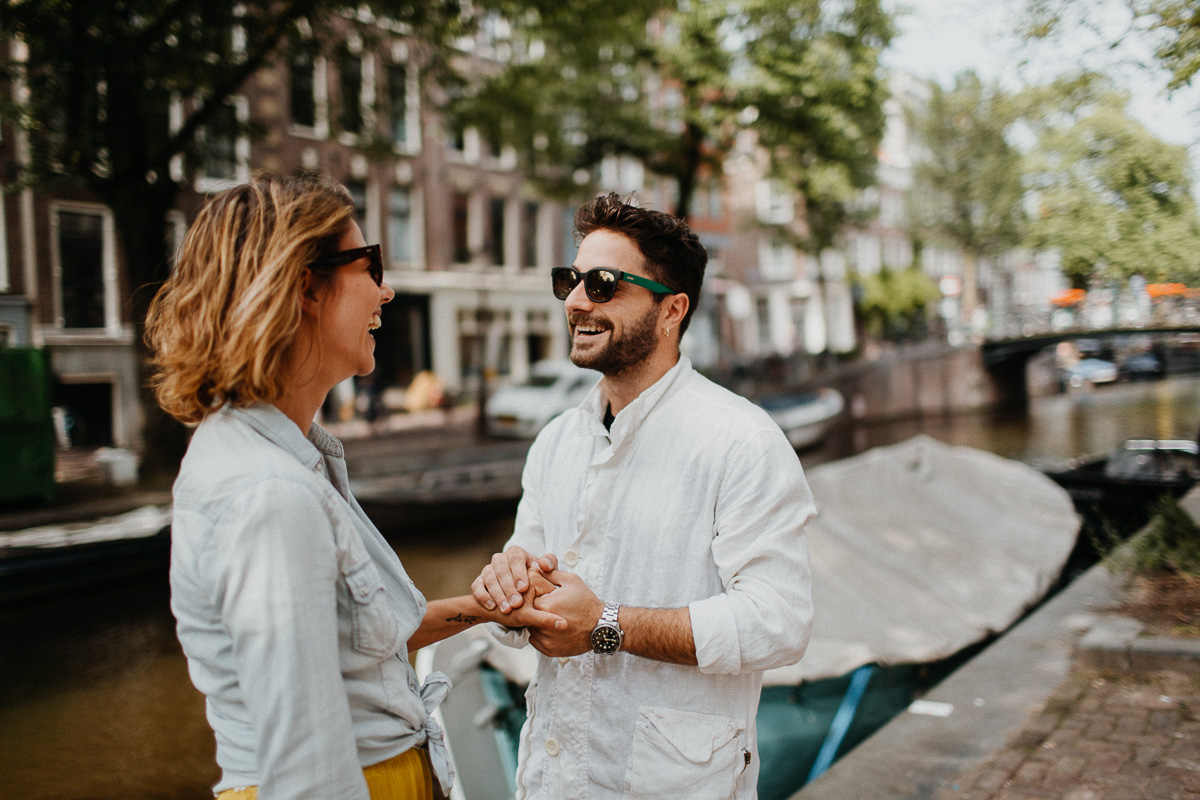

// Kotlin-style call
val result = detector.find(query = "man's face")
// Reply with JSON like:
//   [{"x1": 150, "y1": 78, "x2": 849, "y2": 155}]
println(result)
[{"x1": 564, "y1": 230, "x2": 662, "y2": 376}]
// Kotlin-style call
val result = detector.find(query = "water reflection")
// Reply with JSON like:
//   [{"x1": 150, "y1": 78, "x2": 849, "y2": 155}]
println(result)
[{"x1": 2, "y1": 377, "x2": 1198, "y2": 798}]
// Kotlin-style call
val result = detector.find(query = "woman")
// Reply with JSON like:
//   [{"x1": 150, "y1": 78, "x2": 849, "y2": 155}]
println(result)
[{"x1": 145, "y1": 173, "x2": 560, "y2": 800}]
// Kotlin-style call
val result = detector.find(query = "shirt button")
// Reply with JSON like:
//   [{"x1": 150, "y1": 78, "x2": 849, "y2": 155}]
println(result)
[
  {"x1": 545, "y1": 738, "x2": 560, "y2": 757},
  {"x1": 558, "y1": 656, "x2": 569, "y2": 665},
  {"x1": 563, "y1": 550, "x2": 580, "y2": 567}
]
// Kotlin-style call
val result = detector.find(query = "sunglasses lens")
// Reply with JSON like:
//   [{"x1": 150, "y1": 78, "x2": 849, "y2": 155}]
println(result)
[
  {"x1": 552, "y1": 268, "x2": 579, "y2": 300},
  {"x1": 368, "y1": 248, "x2": 383, "y2": 286},
  {"x1": 585, "y1": 269, "x2": 618, "y2": 303}
]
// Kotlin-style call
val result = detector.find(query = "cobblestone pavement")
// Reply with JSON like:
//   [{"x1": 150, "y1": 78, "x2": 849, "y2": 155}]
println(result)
[{"x1": 944, "y1": 666, "x2": 1200, "y2": 800}]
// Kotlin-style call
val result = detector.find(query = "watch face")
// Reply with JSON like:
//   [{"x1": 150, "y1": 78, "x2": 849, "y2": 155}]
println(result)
[{"x1": 591, "y1": 625, "x2": 622, "y2": 655}]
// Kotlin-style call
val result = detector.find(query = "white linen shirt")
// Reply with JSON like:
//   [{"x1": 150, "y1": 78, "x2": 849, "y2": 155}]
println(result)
[{"x1": 491, "y1": 355, "x2": 815, "y2": 800}]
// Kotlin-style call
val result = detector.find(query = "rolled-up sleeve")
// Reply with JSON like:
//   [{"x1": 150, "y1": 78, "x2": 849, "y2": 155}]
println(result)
[
  {"x1": 214, "y1": 478, "x2": 368, "y2": 800},
  {"x1": 689, "y1": 430, "x2": 815, "y2": 675}
]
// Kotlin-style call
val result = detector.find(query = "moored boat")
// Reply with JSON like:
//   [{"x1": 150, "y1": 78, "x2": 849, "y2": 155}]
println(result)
[
  {"x1": 1042, "y1": 439, "x2": 1200, "y2": 533},
  {"x1": 756, "y1": 387, "x2": 845, "y2": 450}
]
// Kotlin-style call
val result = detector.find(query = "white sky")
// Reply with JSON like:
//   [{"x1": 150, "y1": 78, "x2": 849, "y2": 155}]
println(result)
[{"x1": 881, "y1": 0, "x2": 1200, "y2": 171}]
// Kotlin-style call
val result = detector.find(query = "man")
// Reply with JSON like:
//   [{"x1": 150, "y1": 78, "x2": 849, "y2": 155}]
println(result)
[{"x1": 472, "y1": 193, "x2": 815, "y2": 800}]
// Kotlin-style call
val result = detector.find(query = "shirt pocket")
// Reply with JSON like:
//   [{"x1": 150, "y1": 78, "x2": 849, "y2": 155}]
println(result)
[
  {"x1": 621, "y1": 706, "x2": 746, "y2": 800},
  {"x1": 342, "y1": 557, "x2": 404, "y2": 659}
]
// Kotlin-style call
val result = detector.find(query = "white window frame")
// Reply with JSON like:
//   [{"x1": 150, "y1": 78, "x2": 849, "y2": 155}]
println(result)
[
  {"x1": 49, "y1": 201, "x2": 119, "y2": 333},
  {"x1": 758, "y1": 237, "x2": 796, "y2": 281},
  {"x1": 194, "y1": 95, "x2": 251, "y2": 194},
  {"x1": 755, "y1": 179, "x2": 795, "y2": 225},
  {"x1": 166, "y1": 209, "x2": 188, "y2": 274},
  {"x1": 387, "y1": 45, "x2": 421, "y2": 154},
  {"x1": 387, "y1": 183, "x2": 425, "y2": 268},
  {"x1": 336, "y1": 45, "x2": 374, "y2": 146},
  {"x1": 288, "y1": 50, "x2": 330, "y2": 140},
  {"x1": 0, "y1": 181, "x2": 9, "y2": 292}
]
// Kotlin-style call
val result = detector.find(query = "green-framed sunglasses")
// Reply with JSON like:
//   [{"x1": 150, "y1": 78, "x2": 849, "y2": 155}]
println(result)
[{"x1": 551, "y1": 266, "x2": 678, "y2": 303}]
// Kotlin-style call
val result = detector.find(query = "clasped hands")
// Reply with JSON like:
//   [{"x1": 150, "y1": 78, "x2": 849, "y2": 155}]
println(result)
[{"x1": 471, "y1": 545, "x2": 603, "y2": 657}]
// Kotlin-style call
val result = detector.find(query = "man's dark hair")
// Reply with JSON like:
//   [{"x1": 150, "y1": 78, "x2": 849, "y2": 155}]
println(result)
[{"x1": 574, "y1": 193, "x2": 707, "y2": 335}]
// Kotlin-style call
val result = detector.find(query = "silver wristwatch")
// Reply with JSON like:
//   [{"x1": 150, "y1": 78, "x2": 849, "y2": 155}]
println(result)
[{"x1": 590, "y1": 602, "x2": 623, "y2": 655}]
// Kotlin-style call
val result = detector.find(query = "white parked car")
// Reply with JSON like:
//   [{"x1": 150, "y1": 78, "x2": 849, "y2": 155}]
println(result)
[{"x1": 485, "y1": 360, "x2": 601, "y2": 438}]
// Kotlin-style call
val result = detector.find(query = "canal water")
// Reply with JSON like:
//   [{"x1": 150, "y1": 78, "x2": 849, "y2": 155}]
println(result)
[{"x1": 3, "y1": 376, "x2": 1198, "y2": 799}]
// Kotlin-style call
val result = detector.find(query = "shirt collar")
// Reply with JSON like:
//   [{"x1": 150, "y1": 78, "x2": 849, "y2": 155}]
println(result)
[
  {"x1": 218, "y1": 403, "x2": 344, "y2": 469},
  {"x1": 580, "y1": 354, "x2": 693, "y2": 440}
]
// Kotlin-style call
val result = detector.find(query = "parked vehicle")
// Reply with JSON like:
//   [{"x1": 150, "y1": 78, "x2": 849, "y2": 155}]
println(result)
[
  {"x1": 1119, "y1": 352, "x2": 1163, "y2": 381},
  {"x1": 1063, "y1": 357, "x2": 1118, "y2": 389},
  {"x1": 484, "y1": 360, "x2": 601, "y2": 439}
]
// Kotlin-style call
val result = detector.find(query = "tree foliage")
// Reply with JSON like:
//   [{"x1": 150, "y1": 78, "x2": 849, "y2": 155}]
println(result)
[
  {"x1": 908, "y1": 71, "x2": 1026, "y2": 311},
  {"x1": 1022, "y1": 0, "x2": 1200, "y2": 91},
  {"x1": 1021, "y1": 81, "x2": 1200, "y2": 287},
  {"x1": 0, "y1": 0, "x2": 476, "y2": 475},
  {"x1": 452, "y1": 0, "x2": 895, "y2": 250},
  {"x1": 851, "y1": 266, "x2": 940, "y2": 341}
]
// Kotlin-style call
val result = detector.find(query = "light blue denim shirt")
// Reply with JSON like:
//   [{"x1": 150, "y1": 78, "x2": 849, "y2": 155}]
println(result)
[{"x1": 170, "y1": 404, "x2": 453, "y2": 799}]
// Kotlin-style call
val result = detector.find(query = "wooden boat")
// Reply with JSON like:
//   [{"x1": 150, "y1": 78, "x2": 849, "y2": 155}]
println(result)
[
  {"x1": 756, "y1": 387, "x2": 845, "y2": 450},
  {"x1": 1042, "y1": 439, "x2": 1200, "y2": 533},
  {"x1": 0, "y1": 505, "x2": 172, "y2": 603},
  {"x1": 416, "y1": 436, "x2": 1081, "y2": 800}
]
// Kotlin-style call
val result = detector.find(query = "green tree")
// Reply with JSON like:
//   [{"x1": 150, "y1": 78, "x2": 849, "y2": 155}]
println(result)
[
  {"x1": 1022, "y1": 86, "x2": 1200, "y2": 287},
  {"x1": 851, "y1": 265, "x2": 940, "y2": 341},
  {"x1": 454, "y1": 0, "x2": 895, "y2": 251},
  {"x1": 1022, "y1": 0, "x2": 1200, "y2": 91},
  {"x1": 909, "y1": 71, "x2": 1026, "y2": 317},
  {"x1": 0, "y1": 1, "x2": 475, "y2": 477}
]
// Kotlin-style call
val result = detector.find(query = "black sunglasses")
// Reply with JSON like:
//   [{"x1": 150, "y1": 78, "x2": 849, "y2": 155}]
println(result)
[
  {"x1": 551, "y1": 266, "x2": 678, "y2": 303},
  {"x1": 309, "y1": 244, "x2": 384, "y2": 286}
]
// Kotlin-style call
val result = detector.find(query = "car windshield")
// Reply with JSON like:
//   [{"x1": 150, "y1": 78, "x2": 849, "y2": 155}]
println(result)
[{"x1": 526, "y1": 374, "x2": 560, "y2": 388}]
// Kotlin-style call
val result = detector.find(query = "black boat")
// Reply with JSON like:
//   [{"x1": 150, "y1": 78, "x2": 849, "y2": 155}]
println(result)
[{"x1": 1042, "y1": 439, "x2": 1200, "y2": 533}]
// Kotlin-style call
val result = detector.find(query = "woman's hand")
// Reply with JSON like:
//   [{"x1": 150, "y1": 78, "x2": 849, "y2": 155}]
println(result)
[{"x1": 472, "y1": 545, "x2": 558, "y2": 614}]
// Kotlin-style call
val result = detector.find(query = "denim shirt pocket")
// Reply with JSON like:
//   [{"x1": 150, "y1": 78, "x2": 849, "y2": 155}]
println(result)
[{"x1": 342, "y1": 557, "x2": 405, "y2": 659}]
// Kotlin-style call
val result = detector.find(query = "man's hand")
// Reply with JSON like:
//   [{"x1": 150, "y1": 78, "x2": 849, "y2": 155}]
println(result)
[
  {"x1": 472, "y1": 545, "x2": 558, "y2": 614},
  {"x1": 526, "y1": 570, "x2": 604, "y2": 657},
  {"x1": 491, "y1": 566, "x2": 566, "y2": 631}
]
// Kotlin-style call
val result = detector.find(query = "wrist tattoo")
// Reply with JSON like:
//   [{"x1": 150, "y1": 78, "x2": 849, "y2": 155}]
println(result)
[{"x1": 446, "y1": 613, "x2": 480, "y2": 625}]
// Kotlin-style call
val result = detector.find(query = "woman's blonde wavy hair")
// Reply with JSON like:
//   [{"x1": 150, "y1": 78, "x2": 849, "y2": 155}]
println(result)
[{"x1": 145, "y1": 172, "x2": 355, "y2": 424}]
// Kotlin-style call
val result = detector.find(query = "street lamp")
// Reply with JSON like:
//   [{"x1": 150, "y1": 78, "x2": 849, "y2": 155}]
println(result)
[{"x1": 475, "y1": 291, "x2": 494, "y2": 437}]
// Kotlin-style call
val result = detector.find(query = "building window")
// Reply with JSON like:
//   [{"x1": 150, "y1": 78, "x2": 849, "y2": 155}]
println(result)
[
  {"x1": 488, "y1": 197, "x2": 506, "y2": 267},
  {"x1": 759, "y1": 238, "x2": 795, "y2": 281},
  {"x1": 166, "y1": 210, "x2": 188, "y2": 274},
  {"x1": 756, "y1": 179, "x2": 795, "y2": 225},
  {"x1": 202, "y1": 101, "x2": 239, "y2": 182},
  {"x1": 388, "y1": 187, "x2": 413, "y2": 264},
  {"x1": 338, "y1": 50, "x2": 363, "y2": 136},
  {"x1": 54, "y1": 207, "x2": 113, "y2": 330},
  {"x1": 345, "y1": 181, "x2": 368, "y2": 234},
  {"x1": 197, "y1": 97, "x2": 249, "y2": 191},
  {"x1": 562, "y1": 206, "x2": 579, "y2": 266},
  {"x1": 452, "y1": 192, "x2": 471, "y2": 264},
  {"x1": 289, "y1": 51, "x2": 317, "y2": 128},
  {"x1": 386, "y1": 62, "x2": 408, "y2": 146},
  {"x1": 522, "y1": 201, "x2": 539, "y2": 269}
]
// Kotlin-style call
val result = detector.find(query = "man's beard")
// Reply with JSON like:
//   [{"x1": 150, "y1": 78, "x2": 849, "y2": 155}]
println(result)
[{"x1": 569, "y1": 303, "x2": 659, "y2": 376}]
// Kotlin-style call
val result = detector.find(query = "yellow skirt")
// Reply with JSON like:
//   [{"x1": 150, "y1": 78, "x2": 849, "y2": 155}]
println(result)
[{"x1": 215, "y1": 746, "x2": 433, "y2": 800}]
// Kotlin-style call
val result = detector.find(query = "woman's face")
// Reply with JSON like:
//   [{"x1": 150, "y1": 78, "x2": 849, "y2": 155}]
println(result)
[{"x1": 312, "y1": 223, "x2": 395, "y2": 384}]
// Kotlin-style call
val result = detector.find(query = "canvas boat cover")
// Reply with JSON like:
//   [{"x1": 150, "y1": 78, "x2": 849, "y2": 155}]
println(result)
[
  {"x1": 474, "y1": 435, "x2": 1080, "y2": 687},
  {"x1": 765, "y1": 434, "x2": 1079, "y2": 684}
]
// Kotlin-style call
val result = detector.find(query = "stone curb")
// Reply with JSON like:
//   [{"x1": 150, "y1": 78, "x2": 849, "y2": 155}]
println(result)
[{"x1": 1076, "y1": 614, "x2": 1200, "y2": 673}]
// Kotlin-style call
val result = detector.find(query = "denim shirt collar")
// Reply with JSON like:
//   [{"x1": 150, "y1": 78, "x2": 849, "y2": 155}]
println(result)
[{"x1": 218, "y1": 403, "x2": 343, "y2": 469}]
